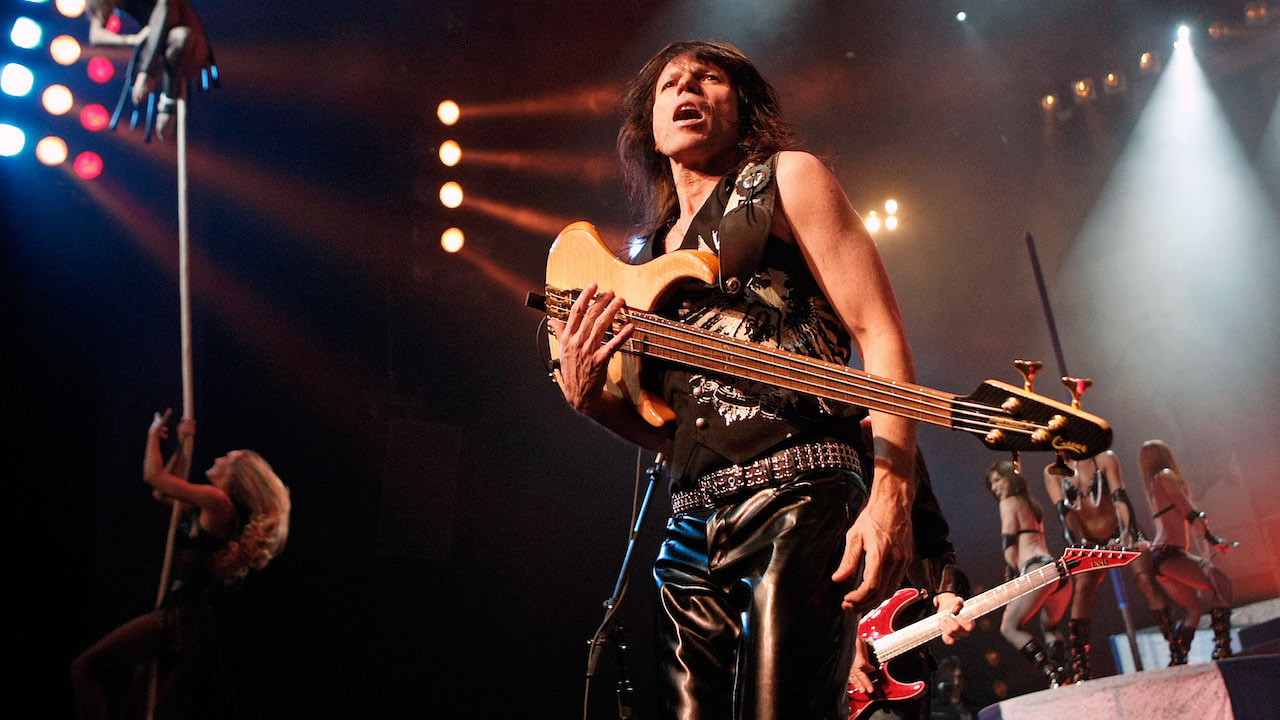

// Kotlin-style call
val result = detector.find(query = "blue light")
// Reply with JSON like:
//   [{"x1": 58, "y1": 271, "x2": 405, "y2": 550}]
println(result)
[
  {"x1": 0, "y1": 124, "x2": 26, "y2": 157},
  {"x1": 11, "y1": 17, "x2": 42, "y2": 49},
  {"x1": 1, "y1": 63, "x2": 36, "y2": 97}
]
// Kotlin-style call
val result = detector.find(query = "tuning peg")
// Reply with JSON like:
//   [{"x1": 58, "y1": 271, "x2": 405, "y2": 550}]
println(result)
[
  {"x1": 1061, "y1": 376, "x2": 1092, "y2": 409},
  {"x1": 1047, "y1": 451, "x2": 1073, "y2": 476},
  {"x1": 1014, "y1": 360, "x2": 1043, "y2": 392}
]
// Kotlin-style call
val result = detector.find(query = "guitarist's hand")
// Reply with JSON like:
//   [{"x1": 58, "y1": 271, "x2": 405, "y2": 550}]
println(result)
[
  {"x1": 547, "y1": 283, "x2": 634, "y2": 416},
  {"x1": 833, "y1": 486, "x2": 913, "y2": 613},
  {"x1": 847, "y1": 635, "x2": 879, "y2": 697},
  {"x1": 933, "y1": 592, "x2": 973, "y2": 645}
]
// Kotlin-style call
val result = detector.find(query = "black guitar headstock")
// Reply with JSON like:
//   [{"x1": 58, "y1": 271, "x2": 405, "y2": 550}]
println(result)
[{"x1": 956, "y1": 379, "x2": 1112, "y2": 459}]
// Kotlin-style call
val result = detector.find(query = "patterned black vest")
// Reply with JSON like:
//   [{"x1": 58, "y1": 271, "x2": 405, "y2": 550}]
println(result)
[{"x1": 636, "y1": 161, "x2": 868, "y2": 487}]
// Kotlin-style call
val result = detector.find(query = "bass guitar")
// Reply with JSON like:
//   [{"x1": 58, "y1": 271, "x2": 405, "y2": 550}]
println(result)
[
  {"x1": 847, "y1": 546, "x2": 1139, "y2": 719},
  {"x1": 530, "y1": 221, "x2": 1112, "y2": 458}
]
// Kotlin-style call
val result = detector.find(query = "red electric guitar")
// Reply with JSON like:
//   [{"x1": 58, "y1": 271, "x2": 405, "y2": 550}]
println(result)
[{"x1": 847, "y1": 546, "x2": 1139, "y2": 719}]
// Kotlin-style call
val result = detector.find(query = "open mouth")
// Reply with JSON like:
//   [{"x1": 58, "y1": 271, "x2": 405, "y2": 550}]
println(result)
[{"x1": 673, "y1": 104, "x2": 704, "y2": 123}]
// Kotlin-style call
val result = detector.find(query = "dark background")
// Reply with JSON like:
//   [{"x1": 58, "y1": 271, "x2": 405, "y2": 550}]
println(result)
[{"x1": 5, "y1": 1, "x2": 1279, "y2": 718}]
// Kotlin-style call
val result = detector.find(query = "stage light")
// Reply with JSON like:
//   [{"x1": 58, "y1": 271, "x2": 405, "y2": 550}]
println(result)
[
  {"x1": 885, "y1": 215, "x2": 899, "y2": 230},
  {"x1": 73, "y1": 150, "x2": 102, "y2": 179},
  {"x1": 10, "y1": 17, "x2": 43, "y2": 49},
  {"x1": 439, "y1": 140, "x2": 461, "y2": 167},
  {"x1": 49, "y1": 34, "x2": 80, "y2": 65},
  {"x1": 0, "y1": 124, "x2": 26, "y2": 157},
  {"x1": 437, "y1": 100, "x2": 460, "y2": 126},
  {"x1": 54, "y1": 0, "x2": 85, "y2": 18},
  {"x1": 441, "y1": 227, "x2": 464, "y2": 253},
  {"x1": 864, "y1": 210, "x2": 881, "y2": 233},
  {"x1": 1245, "y1": 2, "x2": 1268, "y2": 24},
  {"x1": 106, "y1": 14, "x2": 120, "y2": 33},
  {"x1": 439, "y1": 181, "x2": 463, "y2": 208},
  {"x1": 956, "y1": 12, "x2": 966, "y2": 22},
  {"x1": 1139, "y1": 51, "x2": 1162, "y2": 74},
  {"x1": 1, "y1": 63, "x2": 35, "y2": 97},
  {"x1": 1103, "y1": 72, "x2": 1126, "y2": 95},
  {"x1": 80, "y1": 103, "x2": 108, "y2": 131},
  {"x1": 87, "y1": 56, "x2": 113, "y2": 83},
  {"x1": 35, "y1": 135, "x2": 66, "y2": 165},
  {"x1": 1041, "y1": 94, "x2": 1058, "y2": 110},
  {"x1": 1175, "y1": 24, "x2": 1191, "y2": 49},
  {"x1": 1073, "y1": 78, "x2": 1095, "y2": 103},
  {"x1": 884, "y1": 199, "x2": 898, "y2": 214},
  {"x1": 42, "y1": 83, "x2": 72, "y2": 114}
]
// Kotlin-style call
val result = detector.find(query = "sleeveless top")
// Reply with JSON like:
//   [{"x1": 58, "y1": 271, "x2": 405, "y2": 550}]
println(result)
[
  {"x1": 633, "y1": 159, "x2": 867, "y2": 488},
  {"x1": 164, "y1": 508, "x2": 244, "y2": 606}
]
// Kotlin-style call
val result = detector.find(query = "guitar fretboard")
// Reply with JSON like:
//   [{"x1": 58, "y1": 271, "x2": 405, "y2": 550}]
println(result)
[{"x1": 873, "y1": 562, "x2": 1064, "y2": 663}]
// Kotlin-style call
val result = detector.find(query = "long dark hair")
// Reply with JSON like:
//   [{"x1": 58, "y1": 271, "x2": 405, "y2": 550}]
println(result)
[
  {"x1": 617, "y1": 40, "x2": 798, "y2": 236},
  {"x1": 985, "y1": 460, "x2": 1043, "y2": 522}
]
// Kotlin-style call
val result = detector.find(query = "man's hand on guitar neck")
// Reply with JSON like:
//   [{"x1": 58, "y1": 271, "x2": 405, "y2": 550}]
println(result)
[
  {"x1": 548, "y1": 283, "x2": 666, "y2": 451},
  {"x1": 547, "y1": 283, "x2": 633, "y2": 415}
]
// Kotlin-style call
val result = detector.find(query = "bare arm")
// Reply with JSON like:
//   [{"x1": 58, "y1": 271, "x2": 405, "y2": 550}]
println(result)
[
  {"x1": 769, "y1": 151, "x2": 917, "y2": 612},
  {"x1": 144, "y1": 410, "x2": 234, "y2": 531},
  {"x1": 87, "y1": 1, "x2": 148, "y2": 47}
]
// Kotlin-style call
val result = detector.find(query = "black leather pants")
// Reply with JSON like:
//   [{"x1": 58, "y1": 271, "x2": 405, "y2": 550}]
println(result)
[{"x1": 654, "y1": 468, "x2": 864, "y2": 720}]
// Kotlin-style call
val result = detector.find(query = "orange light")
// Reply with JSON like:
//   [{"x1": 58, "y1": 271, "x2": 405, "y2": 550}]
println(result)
[
  {"x1": 441, "y1": 227, "x2": 465, "y2": 253},
  {"x1": 49, "y1": 35, "x2": 82, "y2": 66},
  {"x1": 437, "y1": 100, "x2": 460, "y2": 126},
  {"x1": 42, "y1": 84, "x2": 73, "y2": 115},
  {"x1": 864, "y1": 210, "x2": 881, "y2": 234},
  {"x1": 1041, "y1": 94, "x2": 1057, "y2": 110},
  {"x1": 74, "y1": 151, "x2": 103, "y2": 179},
  {"x1": 439, "y1": 140, "x2": 461, "y2": 166},
  {"x1": 55, "y1": 0, "x2": 87, "y2": 18},
  {"x1": 36, "y1": 136, "x2": 68, "y2": 166},
  {"x1": 439, "y1": 181, "x2": 463, "y2": 208}
]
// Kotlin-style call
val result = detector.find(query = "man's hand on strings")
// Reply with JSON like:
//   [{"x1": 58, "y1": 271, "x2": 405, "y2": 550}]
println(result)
[
  {"x1": 546, "y1": 282, "x2": 633, "y2": 416},
  {"x1": 933, "y1": 592, "x2": 973, "y2": 645},
  {"x1": 847, "y1": 635, "x2": 879, "y2": 696}
]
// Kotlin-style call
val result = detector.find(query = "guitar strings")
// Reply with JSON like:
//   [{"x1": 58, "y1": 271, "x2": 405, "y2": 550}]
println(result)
[{"x1": 546, "y1": 291, "x2": 1049, "y2": 441}]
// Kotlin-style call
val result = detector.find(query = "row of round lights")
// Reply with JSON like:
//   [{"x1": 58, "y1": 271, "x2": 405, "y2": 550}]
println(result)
[
  {"x1": 0, "y1": 0, "x2": 118, "y2": 178},
  {"x1": 436, "y1": 100, "x2": 464, "y2": 252},
  {"x1": 864, "y1": 199, "x2": 900, "y2": 234}
]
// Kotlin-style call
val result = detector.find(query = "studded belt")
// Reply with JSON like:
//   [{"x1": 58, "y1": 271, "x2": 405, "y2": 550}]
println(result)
[{"x1": 670, "y1": 441, "x2": 863, "y2": 516}]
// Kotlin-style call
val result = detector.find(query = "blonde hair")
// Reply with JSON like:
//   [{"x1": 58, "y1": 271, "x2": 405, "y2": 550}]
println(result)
[
  {"x1": 212, "y1": 450, "x2": 290, "y2": 580},
  {"x1": 1139, "y1": 439, "x2": 1189, "y2": 497}
]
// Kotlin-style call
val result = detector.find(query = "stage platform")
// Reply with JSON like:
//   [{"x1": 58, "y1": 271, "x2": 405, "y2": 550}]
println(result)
[
  {"x1": 1110, "y1": 597, "x2": 1280, "y2": 672},
  {"x1": 977, "y1": 654, "x2": 1280, "y2": 720}
]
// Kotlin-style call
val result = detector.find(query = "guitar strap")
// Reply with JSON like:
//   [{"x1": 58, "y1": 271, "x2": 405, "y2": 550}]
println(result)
[
  {"x1": 668, "y1": 152, "x2": 780, "y2": 294},
  {"x1": 716, "y1": 153, "x2": 780, "y2": 294}
]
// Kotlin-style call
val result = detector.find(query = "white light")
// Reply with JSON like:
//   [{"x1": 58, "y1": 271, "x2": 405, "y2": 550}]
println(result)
[
  {"x1": 956, "y1": 12, "x2": 967, "y2": 22},
  {"x1": 1177, "y1": 25, "x2": 1191, "y2": 42},
  {"x1": 864, "y1": 210, "x2": 881, "y2": 233},
  {"x1": 11, "y1": 17, "x2": 43, "y2": 49},
  {"x1": 1, "y1": 63, "x2": 35, "y2": 97},
  {"x1": 885, "y1": 216, "x2": 899, "y2": 231},
  {"x1": 885, "y1": 199, "x2": 898, "y2": 214},
  {"x1": 0, "y1": 123, "x2": 26, "y2": 157}
]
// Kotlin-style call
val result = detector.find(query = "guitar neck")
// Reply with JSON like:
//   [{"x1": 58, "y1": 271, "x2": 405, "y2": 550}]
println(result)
[
  {"x1": 872, "y1": 562, "x2": 1064, "y2": 663},
  {"x1": 620, "y1": 307, "x2": 959, "y2": 430}
]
